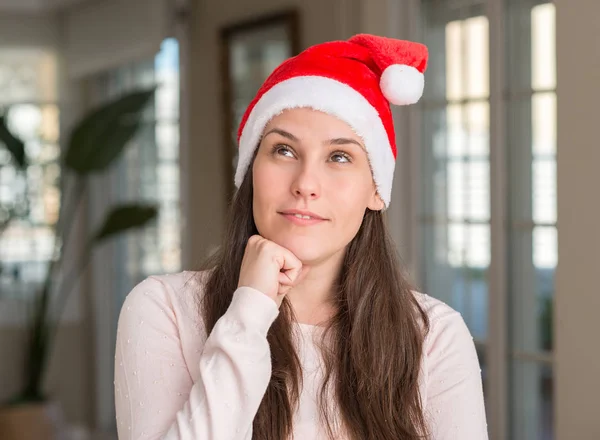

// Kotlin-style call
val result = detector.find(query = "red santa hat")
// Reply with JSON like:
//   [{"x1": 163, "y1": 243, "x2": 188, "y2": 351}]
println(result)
[{"x1": 235, "y1": 33, "x2": 428, "y2": 208}]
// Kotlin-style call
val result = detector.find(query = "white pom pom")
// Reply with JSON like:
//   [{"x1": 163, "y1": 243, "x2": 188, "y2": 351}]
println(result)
[{"x1": 380, "y1": 64, "x2": 424, "y2": 105}]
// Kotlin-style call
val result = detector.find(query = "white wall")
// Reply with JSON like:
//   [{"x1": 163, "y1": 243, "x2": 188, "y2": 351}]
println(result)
[
  {"x1": 63, "y1": 0, "x2": 169, "y2": 79},
  {"x1": 555, "y1": 0, "x2": 600, "y2": 439},
  {"x1": 0, "y1": 0, "x2": 91, "y2": 14},
  {"x1": 0, "y1": 11, "x2": 59, "y2": 47}
]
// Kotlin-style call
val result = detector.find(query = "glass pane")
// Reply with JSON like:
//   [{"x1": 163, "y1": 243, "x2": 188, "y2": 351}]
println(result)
[
  {"x1": 533, "y1": 226, "x2": 556, "y2": 351},
  {"x1": 423, "y1": 221, "x2": 490, "y2": 340},
  {"x1": 467, "y1": 223, "x2": 490, "y2": 268},
  {"x1": 7, "y1": 104, "x2": 43, "y2": 141},
  {"x1": 511, "y1": 361, "x2": 554, "y2": 440},
  {"x1": 532, "y1": 93, "x2": 556, "y2": 156},
  {"x1": 156, "y1": 121, "x2": 179, "y2": 161},
  {"x1": 445, "y1": 104, "x2": 491, "y2": 222},
  {"x1": 0, "y1": 48, "x2": 58, "y2": 105},
  {"x1": 466, "y1": 224, "x2": 489, "y2": 340},
  {"x1": 467, "y1": 160, "x2": 490, "y2": 221},
  {"x1": 0, "y1": 223, "x2": 55, "y2": 291},
  {"x1": 509, "y1": 226, "x2": 535, "y2": 350},
  {"x1": 155, "y1": 37, "x2": 180, "y2": 121},
  {"x1": 467, "y1": 101, "x2": 490, "y2": 156},
  {"x1": 422, "y1": 107, "x2": 448, "y2": 218},
  {"x1": 465, "y1": 16, "x2": 489, "y2": 99},
  {"x1": 422, "y1": 222, "x2": 460, "y2": 308},
  {"x1": 446, "y1": 21, "x2": 463, "y2": 101},
  {"x1": 0, "y1": 102, "x2": 60, "y2": 297},
  {"x1": 157, "y1": 163, "x2": 180, "y2": 201},
  {"x1": 447, "y1": 160, "x2": 465, "y2": 220},
  {"x1": 532, "y1": 159, "x2": 556, "y2": 224},
  {"x1": 532, "y1": 3, "x2": 556, "y2": 90},
  {"x1": 510, "y1": 226, "x2": 555, "y2": 353},
  {"x1": 445, "y1": 16, "x2": 489, "y2": 100},
  {"x1": 448, "y1": 222, "x2": 465, "y2": 266},
  {"x1": 432, "y1": 220, "x2": 489, "y2": 339},
  {"x1": 447, "y1": 103, "x2": 465, "y2": 156},
  {"x1": 536, "y1": 272, "x2": 554, "y2": 352}
]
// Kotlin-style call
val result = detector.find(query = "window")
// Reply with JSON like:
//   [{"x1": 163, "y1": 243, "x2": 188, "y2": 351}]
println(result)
[
  {"x1": 506, "y1": 3, "x2": 556, "y2": 440},
  {"x1": 0, "y1": 48, "x2": 60, "y2": 306},
  {"x1": 85, "y1": 38, "x2": 182, "y2": 429},
  {"x1": 419, "y1": 1, "x2": 556, "y2": 439},
  {"x1": 420, "y1": 0, "x2": 491, "y2": 394},
  {"x1": 87, "y1": 38, "x2": 182, "y2": 296}
]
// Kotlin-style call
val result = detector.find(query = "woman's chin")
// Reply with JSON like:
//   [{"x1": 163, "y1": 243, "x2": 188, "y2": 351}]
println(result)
[{"x1": 269, "y1": 233, "x2": 324, "y2": 262}]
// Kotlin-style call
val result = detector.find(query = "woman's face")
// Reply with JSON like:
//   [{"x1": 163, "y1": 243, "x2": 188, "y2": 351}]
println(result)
[{"x1": 252, "y1": 107, "x2": 384, "y2": 265}]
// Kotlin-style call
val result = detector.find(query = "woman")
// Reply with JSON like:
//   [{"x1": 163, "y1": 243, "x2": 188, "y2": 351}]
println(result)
[{"x1": 115, "y1": 34, "x2": 488, "y2": 439}]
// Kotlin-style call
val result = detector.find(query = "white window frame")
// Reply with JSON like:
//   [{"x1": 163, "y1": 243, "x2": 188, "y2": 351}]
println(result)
[
  {"x1": 385, "y1": 0, "x2": 557, "y2": 438},
  {"x1": 386, "y1": 0, "x2": 557, "y2": 438}
]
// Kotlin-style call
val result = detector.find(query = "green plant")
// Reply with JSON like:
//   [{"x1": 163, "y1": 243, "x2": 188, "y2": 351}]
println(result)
[
  {"x1": 540, "y1": 294, "x2": 553, "y2": 351},
  {"x1": 0, "y1": 115, "x2": 27, "y2": 236},
  {"x1": 0, "y1": 88, "x2": 159, "y2": 405}
]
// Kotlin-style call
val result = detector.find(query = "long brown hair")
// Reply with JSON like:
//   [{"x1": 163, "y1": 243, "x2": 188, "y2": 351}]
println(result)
[{"x1": 197, "y1": 155, "x2": 430, "y2": 439}]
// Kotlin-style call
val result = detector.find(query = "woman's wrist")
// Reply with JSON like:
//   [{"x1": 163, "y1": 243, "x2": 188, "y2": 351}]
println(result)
[{"x1": 226, "y1": 286, "x2": 280, "y2": 335}]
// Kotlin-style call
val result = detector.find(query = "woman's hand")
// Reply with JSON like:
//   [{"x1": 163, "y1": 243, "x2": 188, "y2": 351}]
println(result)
[{"x1": 238, "y1": 235, "x2": 308, "y2": 307}]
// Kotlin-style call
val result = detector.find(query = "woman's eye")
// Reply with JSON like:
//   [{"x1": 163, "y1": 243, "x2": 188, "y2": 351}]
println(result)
[
  {"x1": 272, "y1": 145, "x2": 294, "y2": 157},
  {"x1": 271, "y1": 145, "x2": 294, "y2": 157},
  {"x1": 330, "y1": 151, "x2": 351, "y2": 163}
]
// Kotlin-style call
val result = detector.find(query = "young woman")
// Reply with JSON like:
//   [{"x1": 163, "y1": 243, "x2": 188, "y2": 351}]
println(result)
[{"x1": 115, "y1": 34, "x2": 488, "y2": 439}]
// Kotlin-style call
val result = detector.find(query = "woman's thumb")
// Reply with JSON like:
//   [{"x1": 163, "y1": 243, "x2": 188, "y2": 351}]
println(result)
[{"x1": 278, "y1": 264, "x2": 310, "y2": 286}]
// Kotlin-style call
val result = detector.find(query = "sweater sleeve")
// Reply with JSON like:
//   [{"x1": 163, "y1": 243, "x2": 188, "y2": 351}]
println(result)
[
  {"x1": 423, "y1": 299, "x2": 489, "y2": 439},
  {"x1": 114, "y1": 276, "x2": 279, "y2": 440}
]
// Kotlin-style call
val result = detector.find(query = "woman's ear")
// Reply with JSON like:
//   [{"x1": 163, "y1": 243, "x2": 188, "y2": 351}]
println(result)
[{"x1": 367, "y1": 191, "x2": 385, "y2": 211}]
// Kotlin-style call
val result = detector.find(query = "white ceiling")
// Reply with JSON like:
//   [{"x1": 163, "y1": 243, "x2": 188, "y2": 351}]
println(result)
[{"x1": 0, "y1": 0, "x2": 93, "y2": 13}]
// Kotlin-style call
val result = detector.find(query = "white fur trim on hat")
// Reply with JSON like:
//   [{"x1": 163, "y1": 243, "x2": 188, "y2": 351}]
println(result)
[
  {"x1": 380, "y1": 64, "x2": 424, "y2": 105},
  {"x1": 235, "y1": 76, "x2": 396, "y2": 208}
]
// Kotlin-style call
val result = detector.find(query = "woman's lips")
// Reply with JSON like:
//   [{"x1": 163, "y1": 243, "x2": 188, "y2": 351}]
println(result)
[{"x1": 279, "y1": 212, "x2": 328, "y2": 226}]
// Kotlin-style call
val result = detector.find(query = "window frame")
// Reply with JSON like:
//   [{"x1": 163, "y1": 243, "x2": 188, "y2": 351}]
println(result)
[{"x1": 389, "y1": 0, "x2": 556, "y2": 439}]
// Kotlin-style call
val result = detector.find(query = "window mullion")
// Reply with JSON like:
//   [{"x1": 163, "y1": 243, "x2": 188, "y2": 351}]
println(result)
[{"x1": 487, "y1": 0, "x2": 509, "y2": 438}]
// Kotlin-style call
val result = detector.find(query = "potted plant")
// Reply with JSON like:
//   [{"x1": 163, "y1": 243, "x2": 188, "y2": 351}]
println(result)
[{"x1": 0, "y1": 88, "x2": 159, "y2": 439}]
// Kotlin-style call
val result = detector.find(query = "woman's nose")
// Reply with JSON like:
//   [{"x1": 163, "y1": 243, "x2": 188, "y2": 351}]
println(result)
[{"x1": 290, "y1": 163, "x2": 321, "y2": 200}]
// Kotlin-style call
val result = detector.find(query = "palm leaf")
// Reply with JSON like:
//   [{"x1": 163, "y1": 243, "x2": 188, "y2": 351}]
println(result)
[
  {"x1": 64, "y1": 89, "x2": 155, "y2": 174},
  {"x1": 93, "y1": 204, "x2": 158, "y2": 243},
  {"x1": 0, "y1": 115, "x2": 27, "y2": 169}
]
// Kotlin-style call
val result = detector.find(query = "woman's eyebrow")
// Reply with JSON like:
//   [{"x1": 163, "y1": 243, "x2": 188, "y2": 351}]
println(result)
[
  {"x1": 263, "y1": 128, "x2": 299, "y2": 142},
  {"x1": 263, "y1": 128, "x2": 364, "y2": 149},
  {"x1": 326, "y1": 137, "x2": 363, "y2": 148}
]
